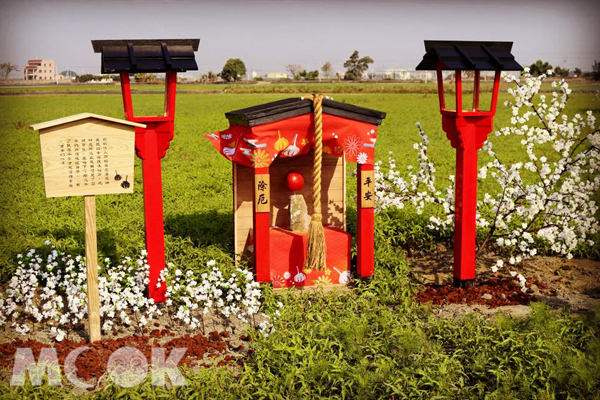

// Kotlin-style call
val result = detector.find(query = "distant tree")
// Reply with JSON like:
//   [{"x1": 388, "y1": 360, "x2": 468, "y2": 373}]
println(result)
[
  {"x1": 307, "y1": 70, "x2": 319, "y2": 80},
  {"x1": 286, "y1": 64, "x2": 302, "y2": 79},
  {"x1": 134, "y1": 73, "x2": 157, "y2": 83},
  {"x1": 220, "y1": 58, "x2": 246, "y2": 82},
  {"x1": 201, "y1": 70, "x2": 217, "y2": 83},
  {"x1": 462, "y1": 70, "x2": 475, "y2": 79},
  {"x1": 343, "y1": 51, "x2": 373, "y2": 80},
  {"x1": 593, "y1": 60, "x2": 600, "y2": 81},
  {"x1": 574, "y1": 67, "x2": 582, "y2": 77},
  {"x1": 112, "y1": 74, "x2": 120, "y2": 82},
  {"x1": 554, "y1": 66, "x2": 570, "y2": 78},
  {"x1": 76, "y1": 74, "x2": 95, "y2": 83},
  {"x1": 321, "y1": 62, "x2": 332, "y2": 79},
  {"x1": 0, "y1": 62, "x2": 19, "y2": 80},
  {"x1": 296, "y1": 69, "x2": 319, "y2": 80},
  {"x1": 529, "y1": 60, "x2": 553, "y2": 77},
  {"x1": 59, "y1": 70, "x2": 78, "y2": 79}
]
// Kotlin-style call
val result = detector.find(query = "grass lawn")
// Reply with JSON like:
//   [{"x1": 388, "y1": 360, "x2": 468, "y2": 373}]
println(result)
[
  {"x1": 1, "y1": 85, "x2": 598, "y2": 276},
  {"x1": 1, "y1": 82, "x2": 599, "y2": 398}
]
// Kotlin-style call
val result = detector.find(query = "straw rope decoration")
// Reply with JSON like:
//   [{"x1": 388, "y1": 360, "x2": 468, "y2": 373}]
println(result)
[{"x1": 302, "y1": 94, "x2": 327, "y2": 271}]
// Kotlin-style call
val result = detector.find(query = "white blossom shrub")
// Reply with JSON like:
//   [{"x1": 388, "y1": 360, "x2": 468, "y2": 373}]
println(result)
[
  {"x1": 0, "y1": 242, "x2": 274, "y2": 341},
  {"x1": 161, "y1": 260, "x2": 271, "y2": 335},
  {"x1": 375, "y1": 70, "x2": 600, "y2": 285}
]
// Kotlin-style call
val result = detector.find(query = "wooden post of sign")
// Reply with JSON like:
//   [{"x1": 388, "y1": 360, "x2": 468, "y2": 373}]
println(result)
[{"x1": 84, "y1": 195, "x2": 101, "y2": 343}]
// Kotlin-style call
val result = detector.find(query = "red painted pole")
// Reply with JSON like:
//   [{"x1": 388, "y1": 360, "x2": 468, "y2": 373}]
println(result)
[
  {"x1": 455, "y1": 70, "x2": 463, "y2": 114},
  {"x1": 253, "y1": 167, "x2": 271, "y2": 282},
  {"x1": 164, "y1": 71, "x2": 177, "y2": 118},
  {"x1": 452, "y1": 123, "x2": 478, "y2": 284},
  {"x1": 119, "y1": 71, "x2": 176, "y2": 302},
  {"x1": 140, "y1": 133, "x2": 167, "y2": 301},
  {"x1": 357, "y1": 163, "x2": 375, "y2": 277},
  {"x1": 120, "y1": 73, "x2": 134, "y2": 120},
  {"x1": 473, "y1": 71, "x2": 480, "y2": 111},
  {"x1": 436, "y1": 68, "x2": 445, "y2": 111}
]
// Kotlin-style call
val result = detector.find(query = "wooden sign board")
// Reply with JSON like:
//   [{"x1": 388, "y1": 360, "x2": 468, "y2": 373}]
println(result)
[{"x1": 32, "y1": 113, "x2": 143, "y2": 198}]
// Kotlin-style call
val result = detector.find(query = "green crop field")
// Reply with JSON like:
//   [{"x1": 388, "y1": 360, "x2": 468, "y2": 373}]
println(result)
[
  {"x1": 1, "y1": 82, "x2": 600, "y2": 398},
  {"x1": 1, "y1": 84, "x2": 598, "y2": 277}
]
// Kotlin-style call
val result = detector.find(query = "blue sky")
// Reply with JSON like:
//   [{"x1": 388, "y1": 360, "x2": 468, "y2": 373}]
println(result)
[{"x1": 1, "y1": 0, "x2": 599, "y2": 76}]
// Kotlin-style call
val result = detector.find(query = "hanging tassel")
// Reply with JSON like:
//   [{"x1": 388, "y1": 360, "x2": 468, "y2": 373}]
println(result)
[{"x1": 304, "y1": 94, "x2": 327, "y2": 271}]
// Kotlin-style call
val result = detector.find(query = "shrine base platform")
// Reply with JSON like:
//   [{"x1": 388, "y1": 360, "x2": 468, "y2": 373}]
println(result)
[{"x1": 269, "y1": 226, "x2": 351, "y2": 288}]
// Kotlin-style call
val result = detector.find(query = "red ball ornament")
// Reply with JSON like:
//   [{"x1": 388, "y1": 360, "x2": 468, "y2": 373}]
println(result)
[{"x1": 285, "y1": 170, "x2": 305, "y2": 192}]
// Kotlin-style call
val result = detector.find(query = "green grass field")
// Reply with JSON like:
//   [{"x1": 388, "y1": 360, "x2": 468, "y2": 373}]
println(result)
[
  {"x1": 1, "y1": 83, "x2": 598, "y2": 277},
  {"x1": 1, "y1": 82, "x2": 600, "y2": 398},
  {"x1": 1, "y1": 79, "x2": 599, "y2": 94}
]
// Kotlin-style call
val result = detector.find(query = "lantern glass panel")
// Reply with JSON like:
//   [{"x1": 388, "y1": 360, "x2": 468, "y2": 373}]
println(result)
[
  {"x1": 460, "y1": 70, "x2": 475, "y2": 112},
  {"x1": 441, "y1": 71, "x2": 456, "y2": 112},
  {"x1": 458, "y1": 70, "x2": 493, "y2": 112},
  {"x1": 123, "y1": 73, "x2": 173, "y2": 117},
  {"x1": 476, "y1": 71, "x2": 494, "y2": 112}
]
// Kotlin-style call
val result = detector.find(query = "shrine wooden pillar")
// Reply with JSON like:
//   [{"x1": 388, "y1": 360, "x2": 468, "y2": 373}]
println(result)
[
  {"x1": 357, "y1": 163, "x2": 375, "y2": 277},
  {"x1": 253, "y1": 167, "x2": 271, "y2": 282}
]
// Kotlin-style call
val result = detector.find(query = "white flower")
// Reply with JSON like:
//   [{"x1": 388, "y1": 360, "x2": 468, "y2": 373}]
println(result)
[{"x1": 357, "y1": 152, "x2": 368, "y2": 164}]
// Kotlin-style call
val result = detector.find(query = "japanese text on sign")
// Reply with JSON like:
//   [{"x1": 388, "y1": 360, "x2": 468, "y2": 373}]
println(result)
[
  {"x1": 254, "y1": 174, "x2": 270, "y2": 213},
  {"x1": 360, "y1": 170, "x2": 375, "y2": 208},
  {"x1": 39, "y1": 120, "x2": 135, "y2": 198}
]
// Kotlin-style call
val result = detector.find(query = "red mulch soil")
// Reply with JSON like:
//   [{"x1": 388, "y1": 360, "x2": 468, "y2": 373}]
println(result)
[
  {"x1": 0, "y1": 329, "x2": 251, "y2": 382},
  {"x1": 416, "y1": 278, "x2": 533, "y2": 308}
]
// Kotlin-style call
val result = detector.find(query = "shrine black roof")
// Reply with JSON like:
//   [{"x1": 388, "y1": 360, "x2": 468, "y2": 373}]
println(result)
[
  {"x1": 91, "y1": 39, "x2": 200, "y2": 74},
  {"x1": 225, "y1": 98, "x2": 387, "y2": 127},
  {"x1": 415, "y1": 40, "x2": 523, "y2": 71}
]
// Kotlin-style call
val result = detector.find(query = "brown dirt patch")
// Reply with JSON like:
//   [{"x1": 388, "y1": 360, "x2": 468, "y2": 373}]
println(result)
[
  {"x1": 416, "y1": 277, "x2": 531, "y2": 308},
  {"x1": 0, "y1": 329, "x2": 251, "y2": 385},
  {"x1": 408, "y1": 244, "x2": 600, "y2": 316}
]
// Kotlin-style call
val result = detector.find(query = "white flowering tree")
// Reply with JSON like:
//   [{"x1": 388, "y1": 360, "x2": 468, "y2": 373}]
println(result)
[{"x1": 375, "y1": 70, "x2": 600, "y2": 283}]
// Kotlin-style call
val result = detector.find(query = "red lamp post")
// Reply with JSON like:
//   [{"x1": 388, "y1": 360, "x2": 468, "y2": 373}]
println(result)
[
  {"x1": 416, "y1": 41, "x2": 522, "y2": 287},
  {"x1": 92, "y1": 39, "x2": 199, "y2": 302}
]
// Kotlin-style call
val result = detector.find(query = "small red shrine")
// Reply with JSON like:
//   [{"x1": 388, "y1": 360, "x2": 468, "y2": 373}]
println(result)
[{"x1": 207, "y1": 97, "x2": 386, "y2": 288}]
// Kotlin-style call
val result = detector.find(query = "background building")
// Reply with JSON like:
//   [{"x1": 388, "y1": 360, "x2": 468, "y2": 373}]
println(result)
[
  {"x1": 266, "y1": 72, "x2": 288, "y2": 79},
  {"x1": 23, "y1": 59, "x2": 58, "y2": 80}
]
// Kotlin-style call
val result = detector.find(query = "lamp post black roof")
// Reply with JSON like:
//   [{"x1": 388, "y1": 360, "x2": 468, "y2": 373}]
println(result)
[
  {"x1": 415, "y1": 40, "x2": 523, "y2": 71},
  {"x1": 91, "y1": 39, "x2": 200, "y2": 74},
  {"x1": 224, "y1": 97, "x2": 386, "y2": 127}
]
